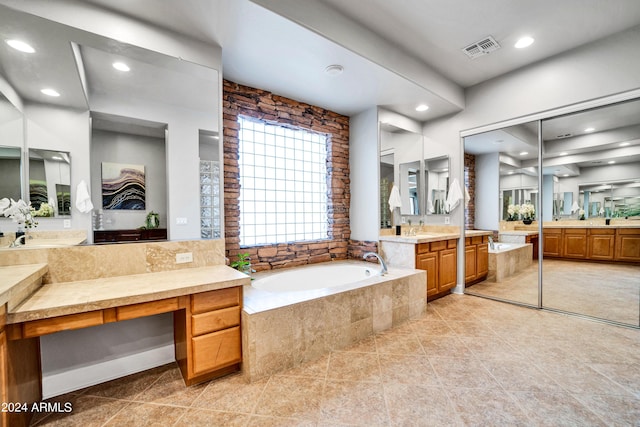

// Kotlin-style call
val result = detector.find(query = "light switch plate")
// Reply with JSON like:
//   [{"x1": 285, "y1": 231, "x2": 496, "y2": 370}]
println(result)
[
  {"x1": 176, "y1": 252, "x2": 193, "y2": 264},
  {"x1": 63, "y1": 219, "x2": 71, "y2": 228},
  {"x1": 444, "y1": 216, "x2": 450, "y2": 224},
  {"x1": 176, "y1": 217, "x2": 188, "y2": 225}
]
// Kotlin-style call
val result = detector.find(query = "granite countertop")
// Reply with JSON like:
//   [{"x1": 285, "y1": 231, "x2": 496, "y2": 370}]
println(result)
[
  {"x1": 0, "y1": 264, "x2": 48, "y2": 308},
  {"x1": 8, "y1": 265, "x2": 250, "y2": 323},
  {"x1": 499, "y1": 230, "x2": 539, "y2": 236},
  {"x1": 465, "y1": 230, "x2": 493, "y2": 237},
  {"x1": 379, "y1": 232, "x2": 460, "y2": 244},
  {"x1": 0, "y1": 236, "x2": 87, "y2": 251}
]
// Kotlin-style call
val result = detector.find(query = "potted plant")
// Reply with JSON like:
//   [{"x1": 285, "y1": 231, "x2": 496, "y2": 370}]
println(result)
[
  {"x1": 520, "y1": 203, "x2": 535, "y2": 225},
  {"x1": 230, "y1": 253, "x2": 256, "y2": 278}
]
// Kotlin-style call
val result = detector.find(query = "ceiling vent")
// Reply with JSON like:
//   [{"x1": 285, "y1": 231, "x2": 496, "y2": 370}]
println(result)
[{"x1": 462, "y1": 36, "x2": 501, "y2": 59}]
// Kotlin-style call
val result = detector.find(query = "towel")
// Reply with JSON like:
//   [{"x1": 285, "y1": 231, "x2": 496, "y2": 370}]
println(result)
[
  {"x1": 571, "y1": 201, "x2": 580, "y2": 213},
  {"x1": 75, "y1": 180, "x2": 94, "y2": 213},
  {"x1": 445, "y1": 178, "x2": 463, "y2": 213},
  {"x1": 427, "y1": 198, "x2": 435, "y2": 214},
  {"x1": 388, "y1": 184, "x2": 402, "y2": 212},
  {"x1": 599, "y1": 207, "x2": 605, "y2": 215}
]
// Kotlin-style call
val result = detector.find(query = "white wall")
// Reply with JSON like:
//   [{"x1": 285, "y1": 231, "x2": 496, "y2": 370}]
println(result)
[
  {"x1": 349, "y1": 107, "x2": 379, "y2": 241},
  {"x1": 475, "y1": 153, "x2": 500, "y2": 230}
]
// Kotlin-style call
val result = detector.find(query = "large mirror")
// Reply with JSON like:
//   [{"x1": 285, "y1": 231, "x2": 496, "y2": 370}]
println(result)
[
  {"x1": 425, "y1": 155, "x2": 449, "y2": 214},
  {"x1": 541, "y1": 98, "x2": 640, "y2": 326},
  {"x1": 28, "y1": 148, "x2": 71, "y2": 217},
  {"x1": 0, "y1": 4, "x2": 221, "y2": 241},
  {"x1": 463, "y1": 121, "x2": 540, "y2": 307},
  {"x1": 0, "y1": 92, "x2": 23, "y2": 202}
]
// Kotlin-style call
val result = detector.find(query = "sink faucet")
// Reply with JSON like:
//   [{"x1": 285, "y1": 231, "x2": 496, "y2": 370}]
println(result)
[
  {"x1": 488, "y1": 235, "x2": 495, "y2": 250},
  {"x1": 10, "y1": 234, "x2": 26, "y2": 247},
  {"x1": 363, "y1": 252, "x2": 388, "y2": 276}
]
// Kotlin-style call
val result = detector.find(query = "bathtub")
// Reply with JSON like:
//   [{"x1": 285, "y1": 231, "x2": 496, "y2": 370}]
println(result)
[
  {"x1": 252, "y1": 263, "x2": 383, "y2": 292},
  {"x1": 487, "y1": 242, "x2": 533, "y2": 282},
  {"x1": 242, "y1": 261, "x2": 426, "y2": 381}
]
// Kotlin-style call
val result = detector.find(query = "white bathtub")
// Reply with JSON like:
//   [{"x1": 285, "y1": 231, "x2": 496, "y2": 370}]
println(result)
[
  {"x1": 489, "y1": 243, "x2": 516, "y2": 253},
  {"x1": 252, "y1": 263, "x2": 383, "y2": 292}
]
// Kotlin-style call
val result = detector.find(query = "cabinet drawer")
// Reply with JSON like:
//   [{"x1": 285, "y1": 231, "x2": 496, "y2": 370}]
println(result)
[
  {"x1": 447, "y1": 239, "x2": 457, "y2": 249},
  {"x1": 565, "y1": 228, "x2": 587, "y2": 235},
  {"x1": 430, "y1": 240, "x2": 446, "y2": 251},
  {"x1": 543, "y1": 228, "x2": 563, "y2": 235},
  {"x1": 417, "y1": 243, "x2": 430, "y2": 254},
  {"x1": 22, "y1": 311, "x2": 104, "y2": 338},
  {"x1": 471, "y1": 236, "x2": 483, "y2": 245},
  {"x1": 117, "y1": 298, "x2": 179, "y2": 321},
  {"x1": 588, "y1": 228, "x2": 615, "y2": 235},
  {"x1": 191, "y1": 287, "x2": 240, "y2": 314},
  {"x1": 192, "y1": 306, "x2": 240, "y2": 336},
  {"x1": 191, "y1": 326, "x2": 241, "y2": 374}
]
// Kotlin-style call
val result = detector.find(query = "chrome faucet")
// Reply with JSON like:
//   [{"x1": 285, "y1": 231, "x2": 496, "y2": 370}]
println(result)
[
  {"x1": 363, "y1": 252, "x2": 388, "y2": 276},
  {"x1": 10, "y1": 234, "x2": 26, "y2": 247},
  {"x1": 488, "y1": 235, "x2": 495, "y2": 250}
]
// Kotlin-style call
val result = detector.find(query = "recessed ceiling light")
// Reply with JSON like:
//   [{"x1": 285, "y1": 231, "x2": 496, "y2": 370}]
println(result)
[
  {"x1": 112, "y1": 62, "x2": 130, "y2": 72},
  {"x1": 584, "y1": 127, "x2": 595, "y2": 133},
  {"x1": 52, "y1": 156, "x2": 63, "y2": 160},
  {"x1": 324, "y1": 64, "x2": 344, "y2": 76},
  {"x1": 563, "y1": 174, "x2": 569, "y2": 177},
  {"x1": 519, "y1": 151, "x2": 528, "y2": 156},
  {"x1": 608, "y1": 160, "x2": 616, "y2": 164},
  {"x1": 559, "y1": 152, "x2": 568, "y2": 156},
  {"x1": 415, "y1": 104, "x2": 429, "y2": 112},
  {"x1": 514, "y1": 36, "x2": 534, "y2": 49},
  {"x1": 508, "y1": 171, "x2": 514, "y2": 175},
  {"x1": 7, "y1": 39, "x2": 35, "y2": 53},
  {"x1": 41, "y1": 88, "x2": 60, "y2": 97},
  {"x1": 619, "y1": 142, "x2": 630, "y2": 147}
]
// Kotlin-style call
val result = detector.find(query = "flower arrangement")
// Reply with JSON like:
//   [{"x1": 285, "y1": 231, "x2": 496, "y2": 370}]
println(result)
[
  {"x1": 34, "y1": 202, "x2": 54, "y2": 217},
  {"x1": 507, "y1": 204, "x2": 520, "y2": 221},
  {"x1": 520, "y1": 203, "x2": 535, "y2": 220},
  {"x1": 0, "y1": 198, "x2": 38, "y2": 229},
  {"x1": 579, "y1": 208, "x2": 585, "y2": 220}
]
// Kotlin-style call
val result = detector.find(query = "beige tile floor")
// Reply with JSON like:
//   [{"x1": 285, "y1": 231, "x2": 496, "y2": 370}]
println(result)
[
  {"x1": 467, "y1": 259, "x2": 640, "y2": 325},
  {"x1": 31, "y1": 294, "x2": 640, "y2": 426}
]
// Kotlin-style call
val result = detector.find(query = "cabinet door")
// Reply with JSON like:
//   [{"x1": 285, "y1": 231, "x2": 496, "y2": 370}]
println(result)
[
  {"x1": 191, "y1": 326, "x2": 242, "y2": 375},
  {"x1": 438, "y1": 248, "x2": 457, "y2": 292},
  {"x1": 464, "y1": 245, "x2": 477, "y2": 283},
  {"x1": 588, "y1": 234, "x2": 615, "y2": 260},
  {"x1": 476, "y1": 243, "x2": 489, "y2": 279},
  {"x1": 615, "y1": 230, "x2": 640, "y2": 262},
  {"x1": 0, "y1": 330, "x2": 6, "y2": 427},
  {"x1": 563, "y1": 230, "x2": 587, "y2": 259},
  {"x1": 543, "y1": 230, "x2": 562, "y2": 257},
  {"x1": 416, "y1": 252, "x2": 438, "y2": 297}
]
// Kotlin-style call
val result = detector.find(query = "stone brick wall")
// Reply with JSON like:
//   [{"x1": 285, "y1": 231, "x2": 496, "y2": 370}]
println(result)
[
  {"x1": 464, "y1": 153, "x2": 476, "y2": 229},
  {"x1": 223, "y1": 80, "x2": 376, "y2": 271}
]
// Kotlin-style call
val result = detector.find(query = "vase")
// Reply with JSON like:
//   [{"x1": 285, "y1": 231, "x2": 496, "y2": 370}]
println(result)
[{"x1": 522, "y1": 219, "x2": 533, "y2": 225}]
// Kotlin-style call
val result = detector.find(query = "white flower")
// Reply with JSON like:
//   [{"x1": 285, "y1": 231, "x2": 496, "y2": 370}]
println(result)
[
  {"x1": 519, "y1": 203, "x2": 535, "y2": 220},
  {"x1": 2, "y1": 198, "x2": 38, "y2": 228}
]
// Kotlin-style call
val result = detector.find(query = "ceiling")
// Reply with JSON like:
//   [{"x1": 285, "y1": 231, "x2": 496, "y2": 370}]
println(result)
[{"x1": 77, "y1": 0, "x2": 640, "y2": 122}]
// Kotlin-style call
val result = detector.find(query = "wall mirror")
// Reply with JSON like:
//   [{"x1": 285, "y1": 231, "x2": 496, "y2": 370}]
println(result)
[
  {"x1": 463, "y1": 120, "x2": 540, "y2": 307},
  {"x1": 0, "y1": 4, "x2": 221, "y2": 241},
  {"x1": 28, "y1": 148, "x2": 71, "y2": 217},
  {"x1": 379, "y1": 122, "x2": 423, "y2": 226},
  {"x1": 424, "y1": 155, "x2": 449, "y2": 215},
  {"x1": 541, "y1": 98, "x2": 640, "y2": 326},
  {"x1": 0, "y1": 146, "x2": 22, "y2": 202}
]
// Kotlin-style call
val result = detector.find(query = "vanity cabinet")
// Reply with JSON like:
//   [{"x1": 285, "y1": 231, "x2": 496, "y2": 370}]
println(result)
[
  {"x1": 543, "y1": 227, "x2": 639, "y2": 263},
  {"x1": 93, "y1": 228, "x2": 167, "y2": 243},
  {"x1": 416, "y1": 239, "x2": 457, "y2": 300},
  {"x1": 174, "y1": 287, "x2": 242, "y2": 386},
  {"x1": 464, "y1": 236, "x2": 489, "y2": 285}
]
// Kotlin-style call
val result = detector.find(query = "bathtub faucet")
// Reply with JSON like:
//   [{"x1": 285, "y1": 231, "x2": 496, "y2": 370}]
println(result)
[
  {"x1": 363, "y1": 252, "x2": 388, "y2": 276},
  {"x1": 488, "y1": 235, "x2": 495, "y2": 250}
]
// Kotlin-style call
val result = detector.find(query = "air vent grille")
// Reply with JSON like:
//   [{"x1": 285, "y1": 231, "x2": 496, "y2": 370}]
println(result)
[{"x1": 462, "y1": 36, "x2": 501, "y2": 59}]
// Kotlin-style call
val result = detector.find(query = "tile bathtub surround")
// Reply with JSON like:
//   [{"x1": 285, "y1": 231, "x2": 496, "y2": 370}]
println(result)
[
  {"x1": 487, "y1": 243, "x2": 533, "y2": 282},
  {"x1": 0, "y1": 239, "x2": 226, "y2": 283},
  {"x1": 242, "y1": 270, "x2": 426, "y2": 382},
  {"x1": 29, "y1": 293, "x2": 640, "y2": 426}
]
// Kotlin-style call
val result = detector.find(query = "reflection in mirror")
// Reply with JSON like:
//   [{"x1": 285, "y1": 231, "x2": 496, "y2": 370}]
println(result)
[
  {"x1": 0, "y1": 146, "x2": 22, "y2": 202},
  {"x1": 28, "y1": 149, "x2": 71, "y2": 217},
  {"x1": 541, "y1": 98, "x2": 640, "y2": 326},
  {"x1": 379, "y1": 123, "x2": 423, "y2": 225},
  {"x1": 463, "y1": 121, "x2": 540, "y2": 307},
  {"x1": 425, "y1": 156, "x2": 449, "y2": 215},
  {"x1": 199, "y1": 130, "x2": 221, "y2": 239}
]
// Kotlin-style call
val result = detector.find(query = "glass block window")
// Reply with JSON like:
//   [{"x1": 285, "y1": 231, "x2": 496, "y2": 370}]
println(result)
[
  {"x1": 200, "y1": 159, "x2": 221, "y2": 239},
  {"x1": 238, "y1": 116, "x2": 328, "y2": 246}
]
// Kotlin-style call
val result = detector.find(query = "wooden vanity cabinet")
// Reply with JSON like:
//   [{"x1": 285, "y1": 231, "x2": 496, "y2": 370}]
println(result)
[
  {"x1": 94, "y1": 228, "x2": 167, "y2": 243},
  {"x1": 416, "y1": 239, "x2": 457, "y2": 300},
  {"x1": 464, "y1": 236, "x2": 489, "y2": 285},
  {"x1": 543, "y1": 228, "x2": 563, "y2": 257},
  {"x1": 615, "y1": 228, "x2": 640, "y2": 262},
  {"x1": 174, "y1": 286, "x2": 242, "y2": 386},
  {"x1": 563, "y1": 228, "x2": 587, "y2": 259},
  {"x1": 587, "y1": 228, "x2": 615, "y2": 260}
]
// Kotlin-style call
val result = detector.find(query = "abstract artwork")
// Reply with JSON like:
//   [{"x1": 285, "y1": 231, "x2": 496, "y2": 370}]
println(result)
[{"x1": 101, "y1": 162, "x2": 146, "y2": 210}]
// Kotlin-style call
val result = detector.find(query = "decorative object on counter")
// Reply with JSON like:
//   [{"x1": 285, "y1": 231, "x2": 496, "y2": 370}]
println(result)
[
  {"x1": 0, "y1": 198, "x2": 38, "y2": 230},
  {"x1": 33, "y1": 202, "x2": 54, "y2": 217},
  {"x1": 75, "y1": 179, "x2": 94, "y2": 213},
  {"x1": 93, "y1": 208, "x2": 104, "y2": 230},
  {"x1": 141, "y1": 211, "x2": 160, "y2": 229},
  {"x1": 101, "y1": 162, "x2": 146, "y2": 210},
  {"x1": 230, "y1": 252, "x2": 256, "y2": 278},
  {"x1": 507, "y1": 204, "x2": 520, "y2": 221},
  {"x1": 520, "y1": 203, "x2": 535, "y2": 224},
  {"x1": 579, "y1": 209, "x2": 586, "y2": 220}
]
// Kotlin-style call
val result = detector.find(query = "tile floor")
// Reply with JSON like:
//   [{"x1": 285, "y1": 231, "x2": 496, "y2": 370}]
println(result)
[{"x1": 31, "y1": 294, "x2": 640, "y2": 426}]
